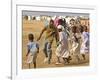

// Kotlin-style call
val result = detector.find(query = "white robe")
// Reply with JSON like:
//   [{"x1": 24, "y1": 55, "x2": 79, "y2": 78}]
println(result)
[
  {"x1": 70, "y1": 33, "x2": 80, "y2": 55},
  {"x1": 56, "y1": 31, "x2": 69, "y2": 58},
  {"x1": 80, "y1": 31, "x2": 89, "y2": 54}
]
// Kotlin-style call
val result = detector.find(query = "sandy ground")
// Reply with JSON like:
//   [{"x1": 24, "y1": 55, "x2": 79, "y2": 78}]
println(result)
[{"x1": 22, "y1": 20, "x2": 89, "y2": 69}]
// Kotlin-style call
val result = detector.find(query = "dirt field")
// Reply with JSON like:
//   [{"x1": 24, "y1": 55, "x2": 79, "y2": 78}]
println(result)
[{"x1": 22, "y1": 20, "x2": 89, "y2": 69}]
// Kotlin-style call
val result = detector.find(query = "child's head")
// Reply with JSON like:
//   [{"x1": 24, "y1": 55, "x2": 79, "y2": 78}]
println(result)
[
  {"x1": 79, "y1": 25, "x2": 84, "y2": 33},
  {"x1": 49, "y1": 19, "x2": 54, "y2": 25},
  {"x1": 49, "y1": 19, "x2": 54, "y2": 28},
  {"x1": 83, "y1": 25, "x2": 88, "y2": 32},
  {"x1": 70, "y1": 18, "x2": 76, "y2": 26},
  {"x1": 58, "y1": 19, "x2": 63, "y2": 25},
  {"x1": 57, "y1": 25, "x2": 63, "y2": 32},
  {"x1": 72, "y1": 26, "x2": 77, "y2": 33},
  {"x1": 28, "y1": 33, "x2": 34, "y2": 42}
]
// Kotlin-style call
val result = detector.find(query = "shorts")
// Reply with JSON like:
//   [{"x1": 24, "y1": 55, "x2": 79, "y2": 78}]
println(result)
[{"x1": 26, "y1": 53, "x2": 37, "y2": 63}]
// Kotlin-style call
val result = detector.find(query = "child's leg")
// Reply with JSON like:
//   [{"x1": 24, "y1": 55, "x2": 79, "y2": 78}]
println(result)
[
  {"x1": 33, "y1": 62, "x2": 36, "y2": 68},
  {"x1": 68, "y1": 56, "x2": 72, "y2": 60},
  {"x1": 82, "y1": 54, "x2": 86, "y2": 60},
  {"x1": 48, "y1": 52, "x2": 52, "y2": 64},
  {"x1": 29, "y1": 63, "x2": 31, "y2": 69},
  {"x1": 63, "y1": 58, "x2": 67, "y2": 64},
  {"x1": 57, "y1": 56, "x2": 61, "y2": 63},
  {"x1": 66, "y1": 56, "x2": 72, "y2": 63},
  {"x1": 66, "y1": 58, "x2": 70, "y2": 63},
  {"x1": 55, "y1": 56, "x2": 62, "y2": 64},
  {"x1": 63, "y1": 57, "x2": 70, "y2": 64},
  {"x1": 76, "y1": 55, "x2": 80, "y2": 61},
  {"x1": 43, "y1": 42, "x2": 49, "y2": 63},
  {"x1": 43, "y1": 42, "x2": 48, "y2": 58},
  {"x1": 33, "y1": 56, "x2": 36, "y2": 68},
  {"x1": 47, "y1": 42, "x2": 52, "y2": 64}
]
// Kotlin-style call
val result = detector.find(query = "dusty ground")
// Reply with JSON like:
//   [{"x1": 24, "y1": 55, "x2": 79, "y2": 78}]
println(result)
[{"x1": 22, "y1": 20, "x2": 89, "y2": 69}]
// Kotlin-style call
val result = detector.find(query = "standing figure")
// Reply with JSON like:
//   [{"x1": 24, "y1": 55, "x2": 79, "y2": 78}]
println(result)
[
  {"x1": 80, "y1": 25, "x2": 89, "y2": 60},
  {"x1": 37, "y1": 19, "x2": 58, "y2": 64},
  {"x1": 70, "y1": 26, "x2": 81, "y2": 62},
  {"x1": 26, "y1": 33, "x2": 39, "y2": 68},
  {"x1": 55, "y1": 25, "x2": 71, "y2": 64}
]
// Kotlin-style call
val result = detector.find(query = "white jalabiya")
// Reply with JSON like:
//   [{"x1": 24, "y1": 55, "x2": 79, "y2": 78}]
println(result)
[
  {"x1": 80, "y1": 31, "x2": 89, "y2": 54},
  {"x1": 70, "y1": 33, "x2": 80, "y2": 55},
  {"x1": 56, "y1": 31, "x2": 69, "y2": 58}
]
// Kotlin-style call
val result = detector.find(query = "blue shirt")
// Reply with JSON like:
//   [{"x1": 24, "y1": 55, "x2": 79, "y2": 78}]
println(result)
[{"x1": 27, "y1": 41, "x2": 39, "y2": 54}]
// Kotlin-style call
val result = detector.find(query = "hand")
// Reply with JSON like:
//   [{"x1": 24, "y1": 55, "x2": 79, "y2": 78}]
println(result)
[{"x1": 26, "y1": 54, "x2": 28, "y2": 57}]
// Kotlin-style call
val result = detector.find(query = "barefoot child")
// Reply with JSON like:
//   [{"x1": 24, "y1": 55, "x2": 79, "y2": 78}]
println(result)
[
  {"x1": 26, "y1": 33, "x2": 39, "y2": 68},
  {"x1": 55, "y1": 25, "x2": 71, "y2": 64},
  {"x1": 80, "y1": 26, "x2": 89, "y2": 60},
  {"x1": 37, "y1": 19, "x2": 57, "y2": 64},
  {"x1": 70, "y1": 26, "x2": 81, "y2": 62}
]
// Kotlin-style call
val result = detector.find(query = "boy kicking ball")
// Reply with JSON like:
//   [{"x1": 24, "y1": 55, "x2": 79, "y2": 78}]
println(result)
[{"x1": 26, "y1": 33, "x2": 39, "y2": 68}]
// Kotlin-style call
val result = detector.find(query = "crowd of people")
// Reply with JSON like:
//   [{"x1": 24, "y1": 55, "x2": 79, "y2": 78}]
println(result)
[{"x1": 25, "y1": 16, "x2": 89, "y2": 68}]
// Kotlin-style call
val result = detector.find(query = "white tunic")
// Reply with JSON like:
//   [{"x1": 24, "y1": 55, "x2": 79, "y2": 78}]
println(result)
[
  {"x1": 56, "y1": 31, "x2": 69, "y2": 58},
  {"x1": 70, "y1": 33, "x2": 80, "y2": 55},
  {"x1": 80, "y1": 31, "x2": 89, "y2": 54}
]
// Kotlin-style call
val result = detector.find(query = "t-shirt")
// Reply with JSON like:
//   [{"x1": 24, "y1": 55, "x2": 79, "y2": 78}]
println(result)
[
  {"x1": 45, "y1": 24, "x2": 56, "y2": 42},
  {"x1": 27, "y1": 41, "x2": 39, "y2": 54}
]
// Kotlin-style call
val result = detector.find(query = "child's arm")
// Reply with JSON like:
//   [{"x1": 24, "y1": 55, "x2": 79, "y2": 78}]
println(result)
[
  {"x1": 26, "y1": 45, "x2": 30, "y2": 56},
  {"x1": 37, "y1": 27, "x2": 46, "y2": 41}
]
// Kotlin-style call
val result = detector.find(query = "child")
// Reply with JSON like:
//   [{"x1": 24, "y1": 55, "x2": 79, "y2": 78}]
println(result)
[
  {"x1": 37, "y1": 19, "x2": 57, "y2": 64},
  {"x1": 70, "y1": 26, "x2": 81, "y2": 62},
  {"x1": 55, "y1": 25, "x2": 71, "y2": 64},
  {"x1": 26, "y1": 33, "x2": 39, "y2": 68},
  {"x1": 80, "y1": 26, "x2": 89, "y2": 60}
]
